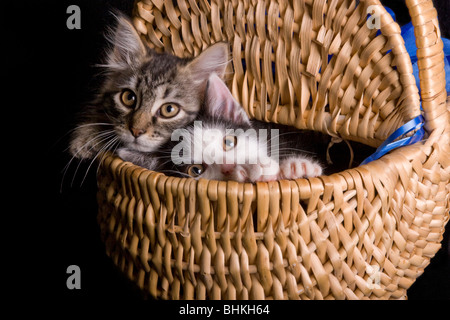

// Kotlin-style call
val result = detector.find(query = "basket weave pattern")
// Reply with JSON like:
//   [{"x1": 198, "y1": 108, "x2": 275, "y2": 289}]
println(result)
[{"x1": 97, "y1": 0, "x2": 450, "y2": 299}]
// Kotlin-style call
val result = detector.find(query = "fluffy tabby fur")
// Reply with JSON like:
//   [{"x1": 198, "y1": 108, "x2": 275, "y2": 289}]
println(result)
[{"x1": 69, "y1": 14, "x2": 229, "y2": 161}]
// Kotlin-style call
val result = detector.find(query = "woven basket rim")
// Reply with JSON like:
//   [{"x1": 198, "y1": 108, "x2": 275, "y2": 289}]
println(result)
[{"x1": 100, "y1": 136, "x2": 427, "y2": 197}]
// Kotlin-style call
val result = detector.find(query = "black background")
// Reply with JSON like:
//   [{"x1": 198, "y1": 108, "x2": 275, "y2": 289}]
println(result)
[{"x1": 6, "y1": 0, "x2": 449, "y2": 308}]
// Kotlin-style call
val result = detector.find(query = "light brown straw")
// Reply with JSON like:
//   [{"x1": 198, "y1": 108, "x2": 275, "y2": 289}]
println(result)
[{"x1": 96, "y1": 0, "x2": 449, "y2": 299}]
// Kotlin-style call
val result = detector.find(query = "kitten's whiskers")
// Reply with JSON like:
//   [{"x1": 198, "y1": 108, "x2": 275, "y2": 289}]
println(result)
[
  {"x1": 81, "y1": 135, "x2": 120, "y2": 186},
  {"x1": 61, "y1": 130, "x2": 116, "y2": 192}
]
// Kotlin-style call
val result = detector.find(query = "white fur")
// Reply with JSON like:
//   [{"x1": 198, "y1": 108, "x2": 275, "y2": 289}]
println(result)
[
  {"x1": 181, "y1": 126, "x2": 323, "y2": 182},
  {"x1": 278, "y1": 156, "x2": 322, "y2": 179}
]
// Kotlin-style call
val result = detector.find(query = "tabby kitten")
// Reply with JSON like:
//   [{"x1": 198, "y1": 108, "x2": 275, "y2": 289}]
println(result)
[
  {"x1": 121, "y1": 74, "x2": 324, "y2": 182},
  {"x1": 69, "y1": 15, "x2": 229, "y2": 160}
]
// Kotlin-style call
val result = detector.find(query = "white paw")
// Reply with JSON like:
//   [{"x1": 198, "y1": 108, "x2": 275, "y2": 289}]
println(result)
[
  {"x1": 279, "y1": 157, "x2": 322, "y2": 179},
  {"x1": 247, "y1": 160, "x2": 280, "y2": 182}
]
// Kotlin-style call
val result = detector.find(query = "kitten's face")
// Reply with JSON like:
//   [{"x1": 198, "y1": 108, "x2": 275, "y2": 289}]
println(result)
[
  {"x1": 69, "y1": 15, "x2": 229, "y2": 159},
  {"x1": 103, "y1": 53, "x2": 202, "y2": 152}
]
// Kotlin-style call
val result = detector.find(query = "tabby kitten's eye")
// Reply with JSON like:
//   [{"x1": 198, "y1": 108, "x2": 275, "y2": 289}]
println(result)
[
  {"x1": 159, "y1": 104, "x2": 180, "y2": 118},
  {"x1": 187, "y1": 164, "x2": 204, "y2": 177},
  {"x1": 223, "y1": 135, "x2": 237, "y2": 151},
  {"x1": 120, "y1": 89, "x2": 137, "y2": 108}
]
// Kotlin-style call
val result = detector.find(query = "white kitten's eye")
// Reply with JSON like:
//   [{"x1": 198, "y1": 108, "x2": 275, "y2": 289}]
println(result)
[
  {"x1": 120, "y1": 89, "x2": 137, "y2": 108},
  {"x1": 187, "y1": 164, "x2": 204, "y2": 177},
  {"x1": 159, "y1": 103, "x2": 180, "y2": 118},
  {"x1": 223, "y1": 135, "x2": 237, "y2": 151}
]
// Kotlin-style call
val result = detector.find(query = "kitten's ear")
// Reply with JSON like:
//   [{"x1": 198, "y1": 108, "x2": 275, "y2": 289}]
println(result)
[
  {"x1": 204, "y1": 74, "x2": 250, "y2": 125},
  {"x1": 105, "y1": 14, "x2": 147, "y2": 69},
  {"x1": 185, "y1": 42, "x2": 229, "y2": 81}
]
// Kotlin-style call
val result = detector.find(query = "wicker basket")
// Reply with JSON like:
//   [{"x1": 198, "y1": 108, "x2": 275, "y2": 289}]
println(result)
[{"x1": 96, "y1": 0, "x2": 450, "y2": 299}]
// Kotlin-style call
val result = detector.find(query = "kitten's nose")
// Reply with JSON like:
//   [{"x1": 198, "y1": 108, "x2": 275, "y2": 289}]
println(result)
[
  {"x1": 221, "y1": 164, "x2": 236, "y2": 175},
  {"x1": 130, "y1": 127, "x2": 145, "y2": 138}
]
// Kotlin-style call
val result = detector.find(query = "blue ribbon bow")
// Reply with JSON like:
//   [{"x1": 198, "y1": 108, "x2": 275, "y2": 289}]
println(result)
[{"x1": 360, "y1": 114, "x2": 425, "y2": 165}]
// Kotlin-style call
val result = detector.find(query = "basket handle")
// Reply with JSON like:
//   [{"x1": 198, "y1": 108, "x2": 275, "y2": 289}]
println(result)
[{"x1": 405, "y1": 0, "x2": 449, "y2": 134}]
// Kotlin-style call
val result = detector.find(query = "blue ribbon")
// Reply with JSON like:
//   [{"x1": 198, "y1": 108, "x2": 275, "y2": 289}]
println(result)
[{"x1": 360, "y1": 114, "x2": 425, "y2": 164}]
